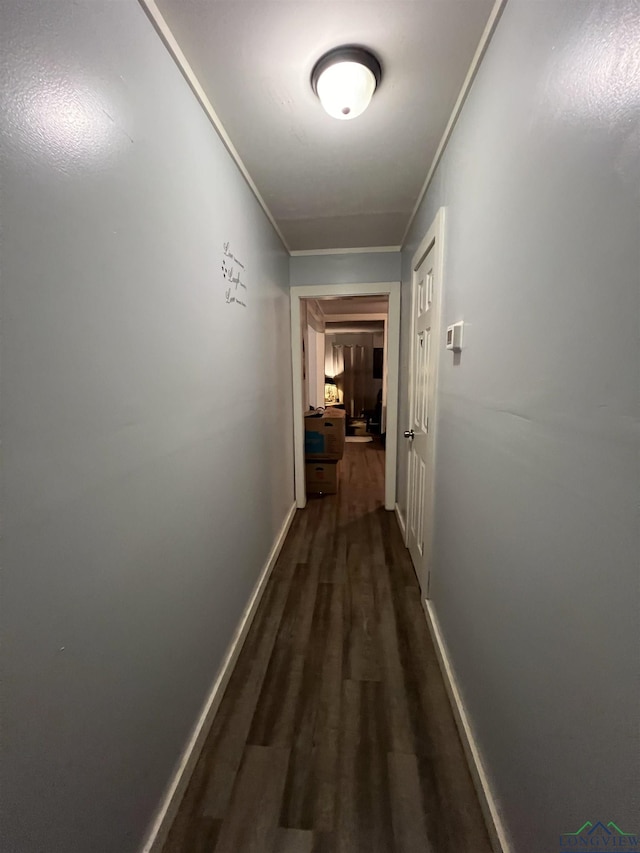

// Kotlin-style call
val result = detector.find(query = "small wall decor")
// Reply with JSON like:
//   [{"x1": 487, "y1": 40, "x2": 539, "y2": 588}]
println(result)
[{"x1": 221, "y1": 241, "x2": 248, "y2": 307}]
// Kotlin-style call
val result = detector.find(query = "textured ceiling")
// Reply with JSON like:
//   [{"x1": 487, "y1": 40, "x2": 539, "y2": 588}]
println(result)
[
  {"x1": 318, "y1": 295, "x2": 389, "y2": 318},
  {"x1": 155, "y1": 0, "x2": 495, "y2": 250}
]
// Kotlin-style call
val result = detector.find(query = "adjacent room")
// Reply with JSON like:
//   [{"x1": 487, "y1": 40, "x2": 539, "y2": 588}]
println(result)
[{"x1": 301, "y1": 295, "x2": 389, "y2": 500}]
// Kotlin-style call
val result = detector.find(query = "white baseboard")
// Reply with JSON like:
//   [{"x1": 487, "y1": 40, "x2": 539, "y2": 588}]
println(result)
[
  {"x1": 422, "y1": 599, "x2": 512, "y2": 853},
  {"x1": 394, "y1": 502, "x2": 407, "y2": 544},
  {"x1": 140, "y1": 501, "x2": 298, "y2": 853}
]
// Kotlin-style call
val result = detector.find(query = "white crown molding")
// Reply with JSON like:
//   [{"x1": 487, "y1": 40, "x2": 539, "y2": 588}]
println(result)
[
  {"x1": 139, "y1": 0, "x2": 507, "y2": 258},
  {"x1": 290, "y1": 246, "x2": 402, "y2": 256},
  {"x1": 400, "y1": 0, "x2": 508, "y2": 247},
  {"x1": 137, "y1": 0, "x2": 291, "y2": 254}
]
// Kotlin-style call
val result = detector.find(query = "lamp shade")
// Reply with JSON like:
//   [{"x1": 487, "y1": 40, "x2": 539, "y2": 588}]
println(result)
[{"x1": 311, "y1": 47, "x2": 381, "y2": 121}]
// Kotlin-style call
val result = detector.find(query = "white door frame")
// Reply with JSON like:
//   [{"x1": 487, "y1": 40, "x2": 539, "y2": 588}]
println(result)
[
  {"x1": 404, "y1": 208, "x2": 446, "y2": 585},
  {"x1": 290, "y1": 282, "x2": 401, "y2": 510}
]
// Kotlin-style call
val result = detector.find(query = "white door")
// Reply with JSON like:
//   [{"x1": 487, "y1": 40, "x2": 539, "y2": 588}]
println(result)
[{"x1": 405, "y1": 236, "x2": 441, "y2": 594}]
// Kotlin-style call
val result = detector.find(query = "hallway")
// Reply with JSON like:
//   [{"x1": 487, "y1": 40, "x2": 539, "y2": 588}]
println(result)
[{"x1": 163, "y1": 441, "x2": 492, "y2": 853}]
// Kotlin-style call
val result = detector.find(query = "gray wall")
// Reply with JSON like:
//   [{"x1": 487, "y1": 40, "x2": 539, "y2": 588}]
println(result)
[
  {"x1": 399, "y1": 1, "x2": 640, "y2": 850},
  {"x1": 290, "y1": 251, "x2": 401, "y2": 286},
  {"x1": 1, "y1": 3, "x2": 293, "y2": 852}
]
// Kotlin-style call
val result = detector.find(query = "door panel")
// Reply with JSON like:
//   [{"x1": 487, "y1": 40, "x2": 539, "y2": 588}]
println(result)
[{"x1": 405, "y1": 239, "x2": 441, "y2": 593}]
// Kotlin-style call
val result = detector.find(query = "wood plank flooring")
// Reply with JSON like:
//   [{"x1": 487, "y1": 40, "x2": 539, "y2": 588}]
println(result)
[{"x1": 162, "y1": 440, "x2": 492, "y2": 853}]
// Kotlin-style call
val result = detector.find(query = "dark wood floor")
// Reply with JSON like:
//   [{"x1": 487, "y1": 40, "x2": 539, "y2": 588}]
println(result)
[{"x1": 163, "y1": 440, "x2": 492, "y2": 853}]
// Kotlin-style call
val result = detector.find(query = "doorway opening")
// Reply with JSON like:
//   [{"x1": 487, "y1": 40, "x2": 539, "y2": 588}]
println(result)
[{"x1": 290, "y1": 282, "x2": 400, "y2": 511}]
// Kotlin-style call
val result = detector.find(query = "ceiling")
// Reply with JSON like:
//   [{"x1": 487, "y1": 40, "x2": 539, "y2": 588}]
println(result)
[
  {"x1": 317, "y1": 295, "x2": 388, "y2": 319},
  {"x1": 154, "y1": 0, "x2": 496, "y2": 251},
  {"x1": 326, "y1": 320, "x2": 385, "y2": 334}
]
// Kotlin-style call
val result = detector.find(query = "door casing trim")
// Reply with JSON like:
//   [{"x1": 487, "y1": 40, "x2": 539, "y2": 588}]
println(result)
[{"x1": 290, "y1": 281, "x2": 401, "y2": 510}]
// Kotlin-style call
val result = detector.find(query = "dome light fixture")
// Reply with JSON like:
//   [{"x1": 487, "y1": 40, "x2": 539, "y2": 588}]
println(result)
[{"x1": 311, "y1": 46, "x2": 382, "y2": 121}]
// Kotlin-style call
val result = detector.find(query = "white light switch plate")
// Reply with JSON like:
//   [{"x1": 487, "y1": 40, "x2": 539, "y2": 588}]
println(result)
[{"x1": 446, "y1": 321, "x2": 464, "y2": 351}]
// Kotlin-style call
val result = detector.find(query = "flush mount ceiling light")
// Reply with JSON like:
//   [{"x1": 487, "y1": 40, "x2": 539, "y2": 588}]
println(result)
[{"x1": 311, "y1": 46, "x2": 382, "y2": 120}]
